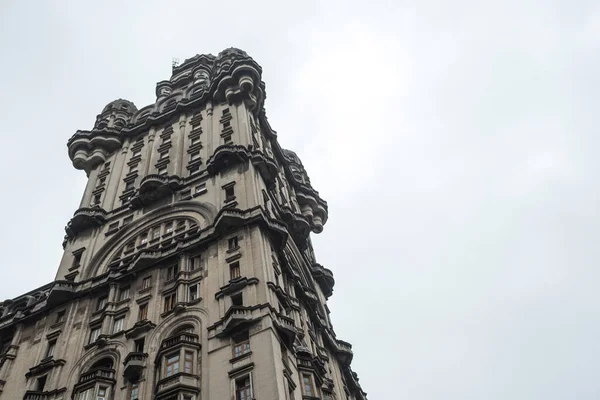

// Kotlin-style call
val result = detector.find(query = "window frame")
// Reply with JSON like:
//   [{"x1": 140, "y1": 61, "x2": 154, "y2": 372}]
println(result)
[
  {"x1": 164, "y1": 352, "x2": 180, "y2": 377},
  {"x1": 112, "y1": 317, "x2": 124, "y2": 334}
]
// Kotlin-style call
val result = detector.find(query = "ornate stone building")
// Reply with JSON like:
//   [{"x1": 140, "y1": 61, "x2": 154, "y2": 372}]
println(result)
[{"x1": 0, "y1": 49, "x2": 367, "y2": 400}]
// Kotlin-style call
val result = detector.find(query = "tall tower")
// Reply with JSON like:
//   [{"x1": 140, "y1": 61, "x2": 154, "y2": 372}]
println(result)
[{"x1": 0, "y1": 49, "x2": 367, "y2": 400}]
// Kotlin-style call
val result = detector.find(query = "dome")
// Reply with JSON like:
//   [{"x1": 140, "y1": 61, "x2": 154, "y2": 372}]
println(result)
[{"x1": 102, "y1": 99, "x2": 137, "y2": 114}]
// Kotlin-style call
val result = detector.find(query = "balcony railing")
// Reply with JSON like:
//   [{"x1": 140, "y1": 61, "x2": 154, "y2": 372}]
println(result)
[
  {"x1": 160, "y1": 333, "x2": 199, "y2": 350},
  {"x1": 123, "y1": 352, "x2": 148, "y2": 379},
  {"x1": 78, "y1": 368, "x2": 115, "y2": 384},
  {"x1": 23, "y1": 391, "x2": 47, "y2": 400}
]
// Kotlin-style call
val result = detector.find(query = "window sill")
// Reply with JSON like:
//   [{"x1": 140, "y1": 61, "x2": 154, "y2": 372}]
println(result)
[
  {"x1": 139, "y1": 286, "x2": 152, "y2": 294},
  {"x1": 226, "y1": 246, "x2": 241, "y2": 254},
  {"x1": 229, "y1": 351, "x2": 252, "y2": 364}
]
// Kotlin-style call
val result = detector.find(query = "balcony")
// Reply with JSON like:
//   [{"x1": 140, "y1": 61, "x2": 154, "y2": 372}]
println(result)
[
  {"x1": 273, "y1": 313, "x2": 297, "y2": 345},
  {"x1": 78, "y1": 368, "x2": 115, "y2": 384},
  {"x1": 123, "y1": 352, "x2": 148, "y2": 379},
  {"x1": 23, "y1": 389, "x2": 67, "y2": 400},
  {"x1": 336, "y1": 339, "x2": 353, "y2": 366},
  {"x1": 160, "y1": 333, "x2": 199, "y2": 352},
  {"x1": 250, "y1": 150, "x2": 278, "y2": 188},
  {"x1": 46, "y1": 281, "x2": 75, "y2": 307},
  {"x1": 311, "y1": 263, "x2": 335, "y2": 298},
  {"x1": 222, "y1": 306, "x2": 253, "y2": 333},
  {"x1": 133, "y1": 174, "x2": 180, "y2": 207},
  {"x1": 156, "y1": 373, "x2": 200, "y2": 398},
  {"x1": 65, "y1": 207, "x2": 107, "y2": 237}
]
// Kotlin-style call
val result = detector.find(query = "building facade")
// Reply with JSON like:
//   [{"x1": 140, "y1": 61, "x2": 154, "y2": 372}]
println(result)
[{"x1": 0, "y1": 49, "x2": 367, "y2": 400}]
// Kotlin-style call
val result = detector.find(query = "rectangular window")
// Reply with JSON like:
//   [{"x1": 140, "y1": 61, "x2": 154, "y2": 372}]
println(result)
[
  {"x1": 165, "y1": 353, "x2": 180, "y2": 377},
  {"x1": 190, "y1": 137, "x2": 200, "y2": 146},
  {"x1": 119, "y1": 286, "x2": 130, "y2": 301},
  {"x1": 158, "y1": 166, "x2": 168, "y2": 176},
  {"x1": 129, "y1": 383, "x2": 139, "y2": 400},
  {"x1": 164, "y1": 293, "x2": 177, "y2": 313},
  {"x1": 56, "y1": 310, "x2": 66, "y2": 324},
  {"x1": 125, "y1": 181, "x2": 134, "y2": 191},
  {"x1": 190, "y1": 151, "x2": 200, "y2": 161},
  {"x1": 184, "y1": 351, "x2": 193, "y2": 373},
  {"x1": 190, "y1": 256, "x2": 201, "y2": 271},
  {"x1": 96, "y1": 296, "x2": 108, "y2": 311},
  {"x1": 138, "y1": 303, "x2": 148, "y2": 321},
  {"x1": 223, "y1": 120, "x2": 231, "y2": 128},
  {"x1": 223, "y1": 135, "x2": 232, "y2": 144},
  {"x1": 166, "y1": 265, "x2": 179, "y2": 280},
  {"x1": 72, "y1": 251, "x2": 83, "y2": 268},
  {"x1": 152, "y1": 229, "x2": 161, "y2": 240},
  {"x1": 37, "y1": 375, "x2": 47, "y2": 391},
  {"x1": 92, "y1": 194, "x2": 101, "y2": 206},
  {"x1": 112, "y1": 317, "x2": 124, "y2": 334},
  {"x1": 230, "y1": 261, "x2": 241, "y2": 280},
  {"x1": 302, "y1": 374, "x2": 314, "y2": 397},
  {"x1": 103, "y1": 161, "x2": 110, "y2": 170},
  {"x1": 139, "y1": 233, "x2": 148, "y2": 245},
  {"x1": 46, "y1": 339, "x2": 56, "y2": 358},
  {"x1": 188, "y1": 284, "x2": 199, "y2": 302},
  {"x1": 235, "y1": 376, "x2": 252, "y2": 400},
  {"x1": 97, "y1": 177, "x2": 106, "y2": 187},
  {"x1": 132, "y1": 149, "x2": 141, "y2": 157},
  {"x1": 232, "y1": 331, "x2": 250, "y2": 358},
  {"x1": 163, "y1": 136, "x2": 171, "y2": 144},
  {"x1": 142, "y1": 276, "x2": 151, "y2": 289},
  {"x1": 79, "y1": 388, "x2": 94, "y2": 400},
  {"x1": 89, "y1": 327, "x2": 100, "y2": 344},
  {"x1": 225, "y1": 186, "x2": 235, "y2": 201},
  {"x1": 134, "y1": 337, "x2": 145, "y2": 353},
  {"x1": 189, "y1": 165, "x2": 200, "y2": 175},
  {"x1": 160, "y1": 151, "x2": 169, "y2": 160},
  {"x1": 108, "y1": 221, "x2": 119, "y2": 231},
  {"x1": 228, "y1": 236, "x2": 238, "y2": 250},
  {"x1": 231, "y1": 292, "x2": 243, "y2": 307},
  {"x1": 97, "y1": 386, "x2": 108, "y2": 400},
  {"x1": 165, "y1": 222, "x2": 174, "y2": 234},
  {"x1": 195, "y1": 183, "x2": 206, "y2": 194},
  {"x1": 129, "y1": 164, "x2": 138, "y2": 173},
  {"x1": 124, "y1": 215, "x2": 133, "y2": 225},
  {"x1": 223, "y1": 108, "x2": 230, "y2": 115}
]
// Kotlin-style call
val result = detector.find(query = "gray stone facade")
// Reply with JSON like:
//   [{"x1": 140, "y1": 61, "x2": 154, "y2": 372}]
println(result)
[{"x1": 0, "y1": 48, "x2": 367, "y2": 400}]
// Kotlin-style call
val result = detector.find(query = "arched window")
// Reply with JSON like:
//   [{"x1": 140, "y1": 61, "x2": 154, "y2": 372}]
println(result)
[{"x1": 74, "y1": 357, "x2": 115, "y2": 400}]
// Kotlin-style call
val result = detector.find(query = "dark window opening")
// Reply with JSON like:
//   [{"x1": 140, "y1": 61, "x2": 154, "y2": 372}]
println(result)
[
  {"x1": 231, "y1": 292, "x2": 243, "y2": 307},
  {"x1": 134, "y1": 337, "x2": 145, "y2": 353},
  {"x1": 37, "y1": 375, "x2": 47, "y2": 391}
]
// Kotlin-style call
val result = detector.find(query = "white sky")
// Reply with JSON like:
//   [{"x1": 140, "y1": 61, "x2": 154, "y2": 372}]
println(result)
[{"x1": 1, "y1": 0, "x2": 600, "y2": 398}]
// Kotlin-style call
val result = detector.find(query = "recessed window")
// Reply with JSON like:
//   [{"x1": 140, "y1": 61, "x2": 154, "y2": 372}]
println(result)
[
  {"x1": 102, "y1": 162, "x2": 111, "y2": 170},
  {"x1": 138, "y1": 303, "x2": 148, "y2": 321},
  {"x1": 97, "y1": 177, "x2": 106, "y2": 187},
  {"x1": 189, "y1": 165, "x2": 200, "y2": 175},
  {"x1": 96, "y1": 296, "x2": 108, "y2": 311},
  {"x1": 129, "y1": 164, "x2": 138, "y2": 173},
  {"x1": 235, "y1": 376, "x2": 252, "y2": 400},
  {"x1": 228, "y1": 236, "x2": 238, "y2": 250},
  {"x1": 142, "y1": 276, "x2": 151, "y2": 289},
  {"x1": 80, "y1": 387, "x2": 94, "y2": 400},
  {"x1": 232, "y1": 331, "x2": 250, "y2": 358},
  {"x1": 129, "y1": 382, "x2": 139, "y2": 400},
  {"x1": 92, "y1": 193, "x2": 101, "y2": 206},
  {"x1": 89, "y1": 327, "x2": 100, "y2": 344},
  {"x1": 223, "y1": 120, "x2": 231, "y2": 128},
  {"x1": 230, "y1": 262, "x2": 241, "y2": 280},
  {"x1": 190, "y1": 256, "x2": 201, "y2": 271},
  {"x1": 223, "y1": 135, "x2": 232, "y2": 144},
  {"x1": 97, "y1": 386, "x2": 108, "y2": 400},
  {"x1": 188, "y1": 284, "x2": 200, "y2": 302},
  {"x1": 164, "y1": 293, "x2": 177, "y2": 313},
  {"x1": 184, "y1": 351, "x2": 194, "y2": 373},
  {"x1": 223, "y1": 108, "x2": 230, "y2": 115},
  {"x1": 177, "y1": 220, "x2": 186, "y2": 230},
  {"x1": 125, "y1": 181, "x2": 134, "y2": 191},
  {"x1": 108, "y1": 221, "x2": 119, "y2": 231},
  {"x1": 72, "y1": 251, "x2": 83, "y2": 268},
  {"x1": 112, "y1": 317, "x2": 124, "y2": 334},
  {"x1": 163, "y1": 136, "x2": 171, "y2": 144},
  {"x1": 190, "y1": 137, "x2": 200, "y2": 146},
  {"x1": 56, "y1": 310, "x2": 66, "y2": 324},
  {"x1": 190, "y1": 151, "x2": 200, "y2": 161},
  {"x1": 134, "y1": 337, "x2": 145, "y2": 353},
  {"x1": 124, "y1": 215, "x2": 133, "y2": 225},
  {"x1": 231, "y1": 292, "x2": 243, "y2": 307},
  {"x1": 225, "y1": 186, "x2": 235, "y2": 202},
  {"x1": 165, "y1": 353, "x2": 180, "y2": 377},
  {"x1": 195, "y1": 183, "x2": 206, "y2": 194},
  {"x1": 160, "y1": 152, "x2": 169, "y2": 160},
  {"x1": 46, "y1": 339, "x2": 56, "y2": 358},
  {"x1": 158, "y1": 166, "x2": 168, "y2": 176},
  {"x1": 165, "y1": 222, "x2": 174, "y2": 234},
  {"x1": 132, "y1": 149, "x2": 142, "y2": 157},
  {"x1": 302, "y1": 374, "x2": 315, "y2": 397},
  {"x1": 166, "y1": 265, "x2": 179, "y2": 280},
  {"x1": 37, "y1": 375, "x2": 47, "y2": 391},
  {"x1": 119, "y1": 286, "x2": 130, "y2": 301},
  {"x1": 139, "y1": 233, "x2": 148, "y2": 246}
]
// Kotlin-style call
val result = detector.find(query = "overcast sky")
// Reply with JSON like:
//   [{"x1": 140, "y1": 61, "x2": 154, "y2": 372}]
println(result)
[{"x1": 1, "y1": 0, "x2": 600, "y2": 398}]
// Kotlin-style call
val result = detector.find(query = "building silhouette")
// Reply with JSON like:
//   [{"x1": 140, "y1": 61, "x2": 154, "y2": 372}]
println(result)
[{"x1": 0, "y1": 48, "x2": 367, "y2": 400}]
